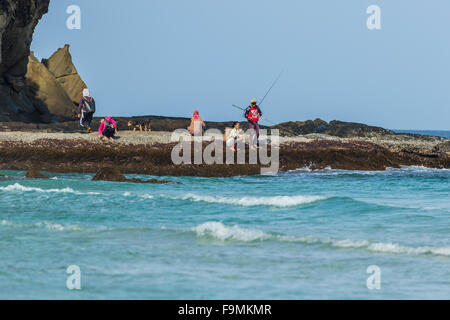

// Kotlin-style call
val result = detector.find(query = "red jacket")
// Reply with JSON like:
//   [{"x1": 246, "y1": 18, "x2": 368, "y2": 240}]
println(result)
[{"x1": 247, "y1": 106, "x2": 261, "y2": 122}]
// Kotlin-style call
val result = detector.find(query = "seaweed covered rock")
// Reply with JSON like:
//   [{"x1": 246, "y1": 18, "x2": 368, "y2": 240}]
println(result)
[
  {"x1": 25, "y1": 169, "x2": 49, "y2": 179},
  {"x1": 92, "y1": 167, "x2": 127, "y2": 182},
  {"x1": 433, "y1": 141, "x2": 450, "y2": 154},
  {"x1": 92, "y1": 167, "x2": 177, "y2": 184}
]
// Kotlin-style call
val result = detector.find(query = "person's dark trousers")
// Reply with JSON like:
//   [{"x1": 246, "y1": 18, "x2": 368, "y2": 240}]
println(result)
[
  {"x1": 248, "y1": 121, "x2": 260, "y2": 147},
  {"x1": 102, "y1": 127, "x2": 115, "y2": 139},
  {"x1": 80, "y1": 112, "x2": 94, "y2": 129}
]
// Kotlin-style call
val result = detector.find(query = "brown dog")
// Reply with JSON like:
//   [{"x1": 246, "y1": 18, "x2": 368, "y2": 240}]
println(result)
[{"x1": 127, "y1": 120, "x2": 151, "y2": 132}]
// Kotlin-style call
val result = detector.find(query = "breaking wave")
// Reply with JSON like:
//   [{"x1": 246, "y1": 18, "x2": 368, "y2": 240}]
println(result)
[
  {"x1": 191, "y1": 222, "x2": 450, "y2": 257},
  {"x1": 193, "y1": 222, "x2": 271, "y2": 242},
  {"x1": 35, "y1": 222, "x2": 83, "y2": 231},
  {"x1": 179, "y1": 194, "x2": 326, "y2": 207},
  {"x1": 0, "y1": 183, "x2": 99, "y2": 195}
]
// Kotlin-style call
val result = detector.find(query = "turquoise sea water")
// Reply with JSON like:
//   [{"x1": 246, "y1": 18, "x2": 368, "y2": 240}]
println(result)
[
  {"x1": 0, "y1": 167, "x2": 449, "y2": 299},
  {"x1": 394, "y1": 130, "x2": 450, "y2": 138}
]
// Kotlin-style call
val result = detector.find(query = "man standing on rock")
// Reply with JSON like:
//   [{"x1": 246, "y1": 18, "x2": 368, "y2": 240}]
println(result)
[
  {"x1": 77, "y1": 88, "x2": 96, "y2": 133},
  {"x1": 245, "y1": 99, "x2": 263, "y2": 150}
]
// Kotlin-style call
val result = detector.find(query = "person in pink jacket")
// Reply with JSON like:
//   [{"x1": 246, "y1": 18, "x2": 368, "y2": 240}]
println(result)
[{"x1": 98, "y1": 117, "x2": 117, "y2": 141}]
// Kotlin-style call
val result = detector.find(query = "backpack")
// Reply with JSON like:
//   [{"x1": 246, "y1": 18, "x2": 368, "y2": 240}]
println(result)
[
  {"x1": 83, "y1": 98, "x2": 96, "y2": 113},
  {"x1": 244, "y1": 107, "x2": 251, "y2": 120}
]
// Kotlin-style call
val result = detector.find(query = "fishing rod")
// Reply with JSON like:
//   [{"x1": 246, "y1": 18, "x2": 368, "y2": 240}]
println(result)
[
  {"x1": 258, "y1": 70, "x2": 283, "y2": 108},
  {"x1": 231, "y1": 71, "x2": 299, "y2": 136}
]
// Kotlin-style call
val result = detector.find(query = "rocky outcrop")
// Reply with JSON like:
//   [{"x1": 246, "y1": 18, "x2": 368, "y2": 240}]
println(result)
[
  {"x1": 42, "y1": 44, "x2": 87, "y2": 106},
  {"x1": 0, "y1": 0, "x2": 53, "y2": 122},
  {"x1": 433, "y1": 141, "x2": 450, "y2": 154},
  {"x1": 272, "y1": 119, "x2": 395, "y2": 137},
  {"x1": 25, "y1": 169, "x2": 49, "y2": 179},
  {"x1": 92, "y1": 167, "x2": 177, "y2": 184},
  {"x1": 0, "y1": 138, "x2": 447, "y2": 177},
  {"x1": 26, "y1": 52, "x2": 76, "y2": 119}
]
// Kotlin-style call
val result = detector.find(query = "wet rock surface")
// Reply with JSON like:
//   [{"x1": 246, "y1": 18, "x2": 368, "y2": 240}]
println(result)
[
  {"x1": 92, "y1": 167, "x2": 178, "y2": 184},
  {"x1": 0, "y1": 135, "x2": 447, "y2": 177},
  {"x1": 25, "y1": 169, "x2": 49, "y2": 179}
]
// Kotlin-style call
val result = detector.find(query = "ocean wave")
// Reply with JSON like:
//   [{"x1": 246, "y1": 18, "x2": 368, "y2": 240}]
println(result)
[
  {"x1": 287, "y1": 165, "x2": 449, "y2": 176},
  {"x1": 0, "y1": 183, "x2": 99, "y2": 195},
  {"x1": 191, "y1": 222, "x2": 450, "y2": 257},
  {"x1": 0, "y1": 219, "x2": 84, "y2": 232},
  {"x1": 35, "y1": 221, "x2": 83, "y2": 231},
  {"x1": 193, "y1": 222, "x2": 271, "y2": 242},
  {"x1": 352, "y1": 197, "x2": 450, "y2": 213},
  {"x1": 179, "y1": 194, "x2": 326, "y2": 207},
  {"x1": 0, "y1": 220, "x2": 16, "y2": 227}
]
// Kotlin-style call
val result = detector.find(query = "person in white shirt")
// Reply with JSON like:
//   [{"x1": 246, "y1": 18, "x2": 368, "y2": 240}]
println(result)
[{"x1": 226, "y1": 122, "x2": 244, "y2": 151}]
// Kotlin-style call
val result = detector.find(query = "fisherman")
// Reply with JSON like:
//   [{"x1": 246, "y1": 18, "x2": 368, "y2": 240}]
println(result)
[
  {"x1": 244, "y1": 99, "x2": 263, "y2": 149},
  {"x1": 77, "y1": 88, "x2": 96, "y2": 133},
  {"x1": 187, "y1": 110, "x2": 206, "y2": 136},
  {"x1": 226, "y1": 122, "x2": 244, "y2": 151},
  {"x1": 98, "y1": 116, "x2": 117, "y2": 141}
]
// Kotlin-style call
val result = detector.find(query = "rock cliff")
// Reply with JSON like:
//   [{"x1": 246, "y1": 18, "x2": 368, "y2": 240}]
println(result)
[
  {"x1": 0, "y1": 0, "x2": 53, "y2": 122},
  {"x1": 42, "y1": 44, "x2": 87, "y2": 106}
]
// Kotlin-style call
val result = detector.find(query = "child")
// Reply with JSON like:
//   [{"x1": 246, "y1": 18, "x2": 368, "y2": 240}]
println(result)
[{"x1": 226, "y1": 122, "x2": 244, "y2": 151}]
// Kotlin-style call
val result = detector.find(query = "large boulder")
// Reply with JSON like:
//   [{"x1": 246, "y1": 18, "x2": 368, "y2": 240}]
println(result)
[
  {"x1": 92, "y1": 167, "x2": 177, "y2": 184},
  {"x1": 26, "y1": 52, "x2": 77, "y2": 119},
  {"x1": 42, "y1": 44, "x2": 87, "y2": 106},
  {"x1": 0, "y1": 0, "x2": 52, "y2": 122}
]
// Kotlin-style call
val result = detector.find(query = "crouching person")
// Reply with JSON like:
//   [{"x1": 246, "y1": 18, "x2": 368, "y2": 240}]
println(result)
[{"x1": 98, "y1": 117, "x2": 117, "y2": 141}]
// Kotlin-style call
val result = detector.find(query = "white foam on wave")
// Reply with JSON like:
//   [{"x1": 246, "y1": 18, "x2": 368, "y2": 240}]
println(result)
[
  {"x1": 180, "y1": 194, "x2": 326, "y2": 207},
  {"x1": 35, "y1": 221, "x2": 83, "y2": 231},
  {"x1": 1, "y1": 219, "x2": 83, "y2": 232},
  {"x1": 0, "y1": 220, "x2": 15, "y2": 227},
  {"x1": 0, "y1": 183, "x2": 99, "y2": 195},
  {"x1": 191, "y1": 222, "x2": 450, "y2": 257},
  {"x1": 192, "y1": 222, "x2": 271, "y2": 242}
]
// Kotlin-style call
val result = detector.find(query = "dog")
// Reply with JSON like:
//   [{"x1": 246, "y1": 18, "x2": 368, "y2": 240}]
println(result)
[{"x1": 127, "y1": 120, "x2": 151, "y2": 132}]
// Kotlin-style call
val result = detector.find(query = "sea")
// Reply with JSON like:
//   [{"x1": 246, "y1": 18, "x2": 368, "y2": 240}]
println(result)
[
  {"x1": 393, "y1": 129, "x2": 450, "y2": 139},
  {"x1": 1, "y1": 163, "x2": 449, "y2": 299}
]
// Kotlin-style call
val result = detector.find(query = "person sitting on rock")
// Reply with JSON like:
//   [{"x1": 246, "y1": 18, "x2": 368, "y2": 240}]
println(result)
[
  {"x1": 98, "y1": 117, "x2": 117, "y2": 141},
  {"x1": 187, "y1": 110, "x2": 205, "y2": 136},
  {"x1": 78, "y1": 88, "x2": 96, "y2": 133},
  {"x1": 226, "y1": 122, "x2": 244, "y2": 151}
]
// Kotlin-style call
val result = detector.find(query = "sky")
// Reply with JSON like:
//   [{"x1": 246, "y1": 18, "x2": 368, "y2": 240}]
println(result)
[{"x1": 31, "y1": 0, "x2": 450, "y2": 130}]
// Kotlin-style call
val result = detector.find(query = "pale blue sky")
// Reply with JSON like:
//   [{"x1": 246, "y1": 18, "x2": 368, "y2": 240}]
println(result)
[{"x1": 32, "y1": 0, "x2": 449, "y2": 130}]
